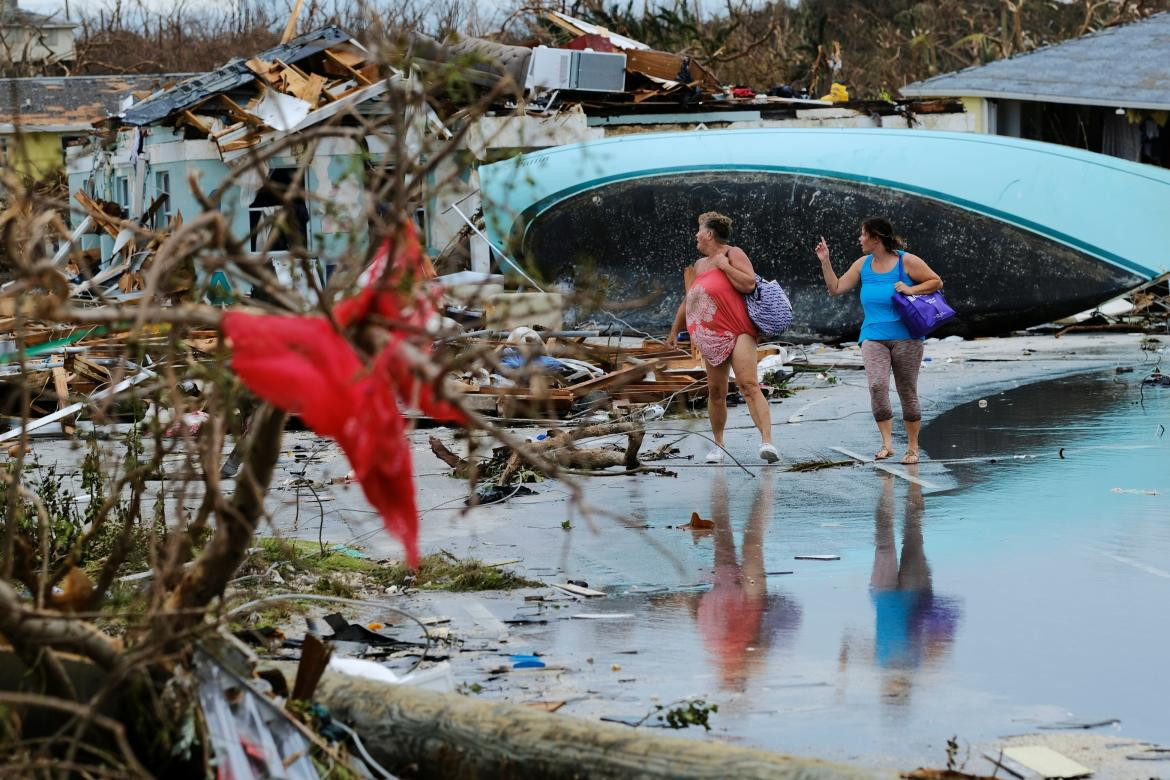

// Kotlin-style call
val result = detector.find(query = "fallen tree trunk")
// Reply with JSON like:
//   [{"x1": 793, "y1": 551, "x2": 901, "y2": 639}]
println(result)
[{"x1": 310, "y1": 669, "x2": 891, "y2": 779}]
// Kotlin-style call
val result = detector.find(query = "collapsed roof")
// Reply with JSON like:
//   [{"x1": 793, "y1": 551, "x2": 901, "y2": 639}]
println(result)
[{"x1": 110, "y1": 26, "x2": 390, "y2": 160}]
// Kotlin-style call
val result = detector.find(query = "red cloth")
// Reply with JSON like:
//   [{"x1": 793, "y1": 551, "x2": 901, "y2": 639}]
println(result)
[
  {"x1": 223, "y1": 221, "x2": 464, "y2": 567},
  {"x1": 685, "y1": 267, "x2": 758, "y2": 365}
]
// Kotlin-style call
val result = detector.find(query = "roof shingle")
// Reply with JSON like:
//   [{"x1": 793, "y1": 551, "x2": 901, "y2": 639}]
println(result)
[{"x1": 900, "y1": 12, "x2": 1170, "y2": 111}]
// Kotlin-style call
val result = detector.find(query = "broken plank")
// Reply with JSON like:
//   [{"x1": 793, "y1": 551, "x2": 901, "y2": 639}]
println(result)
[
  {"x1": 1001, "y1": 746, "x2": 1092, "y2": 779},
  {"x1": 550, "y1": 583, "x2": 606, "y2": 598},
  {"x1": 219, "y1": 94, "x2": 264, "y2": 126},
  {"x1": 51, "y1": 367, "x2": 76, "y2": 436},
  {"x1": 290, "y1": 72, "x2": 327, "y2": 106},
  {"x1": 565, "y1": 361, "x2": 658, "y2": 398},
  {"x1": 244, "y1": 57, "x2": 280, "y2": 84},
  {"x1": 179, "y1": 110, "x2": 213, "y2": 136},
  {"x1": 323, "y1": 48, "x2": 372, "y2": 84},
  {"x1": 0, "y1": 367, "x2": 155, "y2": 442},
  {"x1": 219, "y1": 137, "x2": 262, "y2": 153}
]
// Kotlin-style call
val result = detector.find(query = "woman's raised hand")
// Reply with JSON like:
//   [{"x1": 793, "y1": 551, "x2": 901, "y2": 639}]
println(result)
[{"x1": 815, "y1": 236, "x2": 830, "y2": 263}]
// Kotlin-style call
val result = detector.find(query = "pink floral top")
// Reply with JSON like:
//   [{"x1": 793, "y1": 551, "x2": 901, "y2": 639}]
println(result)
[{"x1": 685, "y1": 265, "x2": 758, "y2": 365}]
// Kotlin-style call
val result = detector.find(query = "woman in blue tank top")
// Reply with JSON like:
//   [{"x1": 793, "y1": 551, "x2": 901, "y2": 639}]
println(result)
[{"x1": 814, "y1": 218, "x2": 944, "y2": 464}]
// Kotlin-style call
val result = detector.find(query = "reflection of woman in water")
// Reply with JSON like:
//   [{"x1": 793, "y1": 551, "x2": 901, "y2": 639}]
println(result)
[
  {"x1": 869, "y1": 468, "x2": 961, "y2": 702},
  {"x1": 696, "y1": 470, "x2": 802, "y2": 690}
]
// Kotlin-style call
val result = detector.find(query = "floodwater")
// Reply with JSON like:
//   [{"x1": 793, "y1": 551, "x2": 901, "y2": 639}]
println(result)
[{"x1": 501, "y1": 370, "x2": 1170, "y2": 767}]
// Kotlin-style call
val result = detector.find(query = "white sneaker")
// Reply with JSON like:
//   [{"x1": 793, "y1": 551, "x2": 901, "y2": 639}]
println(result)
[
  {"x1": 759, "y1": 443, "x2": 779, "y2": 463},
  {"x1": 704, "y1": 448, "x2": 725, "y2": 464}
]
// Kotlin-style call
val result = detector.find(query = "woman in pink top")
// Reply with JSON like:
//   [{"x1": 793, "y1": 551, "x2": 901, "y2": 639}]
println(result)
[{"x1": 668, "y1": 212, "x2": 778, "y2": 464}]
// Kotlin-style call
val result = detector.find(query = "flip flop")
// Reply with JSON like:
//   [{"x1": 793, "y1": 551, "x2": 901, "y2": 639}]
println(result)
[
  {"x1": 874, "y1": 447, "x2": 893, "y2": 460},
  {"x1": 900, "y1": 451, "x2": 920, "y2": 465}
]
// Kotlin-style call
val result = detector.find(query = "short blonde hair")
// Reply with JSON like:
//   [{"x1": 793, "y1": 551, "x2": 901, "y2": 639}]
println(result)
[{"x1": 698, "y1": 211, "x2": 732, "y2": 241}]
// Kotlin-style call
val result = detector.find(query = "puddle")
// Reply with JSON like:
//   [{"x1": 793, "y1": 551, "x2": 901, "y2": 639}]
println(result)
[{"x1": 487, "y1": 370, "x2": 1170, "y2": 768}]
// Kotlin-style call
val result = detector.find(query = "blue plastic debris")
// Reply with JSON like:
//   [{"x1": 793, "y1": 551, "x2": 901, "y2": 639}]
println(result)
[{"x1": 510, "y1": 654, "x2": 546, "y2": 669}]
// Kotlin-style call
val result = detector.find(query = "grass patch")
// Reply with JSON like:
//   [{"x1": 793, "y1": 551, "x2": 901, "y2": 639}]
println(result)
[
  {"x1": 252, "y1": 539, "x2": 541, "y2": 592},
  {"x1": 381, "y1": 552, "x2": 542, "y2": 591}
]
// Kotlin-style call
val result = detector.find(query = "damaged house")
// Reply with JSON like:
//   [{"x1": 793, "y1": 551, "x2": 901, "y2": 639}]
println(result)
[
  {"x1": 900, "y1": 11, "x2": 1170, "y2": 168},
  {"x1": 65, "y1": 26, "x2": 413, "y2": 302},
  {"x1": 417, "y1": 11, "x2": 976, "y2": 274},
  {"x1": 0, "y1": 73, "x2": 190, "y2": 182}
]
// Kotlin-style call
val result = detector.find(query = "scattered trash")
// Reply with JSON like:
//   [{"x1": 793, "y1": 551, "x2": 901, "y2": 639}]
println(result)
[
  {"x1": 641, "y1": 404, "x2": 666, "y2": 421},
  {"x1": 600, "y1": 714, "x2": 667, "y2": 728},
  {"x1": 795, "y1": 555, "x2": 840, "y2": 561},
  {"x1": 1126, "y1": 746, "x2": 1170, "y2": 761},
  {"x1": 552, "y1": 582, "x2": 607, "y2": 598},
  {"x1": 321, "y1": 613, "x2": 418, "y2": 649},
  {"x1": 679, "y1": 511, "x2": 715, "y2": 530},
  {"x1": 1109, "y1": 487, "x2": 1158, "y2": 496},
  {"x1": 510, "y1": 654, "x2": 546, "y2": 669},
  {"x1": 1037, "y1": 718, "x2": 1120, "y2": 730},
  {"x1": 524, "y1": 700, "x2": 566, "y2": 713},
  {"x1": 469, "y1": 483, "x2": 538, "y2": 505}
]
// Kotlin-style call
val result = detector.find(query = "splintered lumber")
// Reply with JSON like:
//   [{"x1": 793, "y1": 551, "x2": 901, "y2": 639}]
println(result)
[
  {"x1": 245, "y1": 58, "x2": 280, "y2": 84},
  {"x1": 565, "y1": 361, "x2": 659, "y2": 398},
  {"x1": 51, "y1": 367, "x2": 76, "y2": 436},
  {"x1": 624, "y1": 49, "x2": 721, "y2": 92},
  {"x1": 309, "y1": 668, "x2": 885, "y2": 780},
  {"x1": 0, "y1": 367, "x2": 154, "y2": 442},
  {"x1": 179, "y1": 110, "x2": 213, "y2": 136},
  {"x1": 218, "y1": 95, "x2": 264, "y2": 126},
  {"x1": 322, "y1": 48, "x2": 372, "y2": 84}
]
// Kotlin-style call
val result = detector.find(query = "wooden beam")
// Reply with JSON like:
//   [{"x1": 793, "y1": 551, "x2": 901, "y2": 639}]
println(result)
[
  {"x1": 565, "y1": 360, "x2": 659, "y2": 398},
  {"x1": 179, "y1": 110, "x2": 213, "y2": 137},
  {"x1": 323, "y1": 48, "x2": 372, "y2": 85},
  {"x1": 308, "y1": 667, "x2": 888, "y2": 780},
  {"x1": 280, "y1": 0, "x2": 304, "y2": 44},
  {"x1": 218, "y1": 94, "x2": 263, "y2": 126},
  {"x1": 51, "y1": 367, "x2": 76, "y2": 436}
]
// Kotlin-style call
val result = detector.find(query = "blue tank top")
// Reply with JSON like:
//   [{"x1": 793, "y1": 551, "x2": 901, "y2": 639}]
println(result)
[{"x1": 858, "y1": 251, "x2": 916, "y2": 343}]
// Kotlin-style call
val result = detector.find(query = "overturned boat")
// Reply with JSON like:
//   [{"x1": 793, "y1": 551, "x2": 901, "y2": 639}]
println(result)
[{"x1": 478, "y1": 128, "x2": 1169, "y2": 339}]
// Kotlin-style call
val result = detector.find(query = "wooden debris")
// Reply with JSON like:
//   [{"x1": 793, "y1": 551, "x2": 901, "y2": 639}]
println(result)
[
  {"x1": 551, "y1": 582, "x2": 606, "y2": 598},
  {"x1": 1001, "y1": 746, "x2": 1092, "y2": 779}
]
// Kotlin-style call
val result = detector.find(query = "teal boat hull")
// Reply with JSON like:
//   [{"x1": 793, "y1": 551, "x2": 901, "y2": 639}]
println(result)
[{"x1": 478, "y1": 128, "x2": 1168, "y2": 339}]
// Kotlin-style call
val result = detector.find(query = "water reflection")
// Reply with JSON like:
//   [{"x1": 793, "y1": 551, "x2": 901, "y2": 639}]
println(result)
[
  {"x1": 864, "y1": 468, "x2": 962, "y2": 707},
  {"x1": 665, "y1": 471, "x2": 803, "y2": 691}
]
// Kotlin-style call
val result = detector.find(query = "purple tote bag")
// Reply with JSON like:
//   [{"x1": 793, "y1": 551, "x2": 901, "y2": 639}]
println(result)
[
  {"x1": 744, "y1": 274, "x2": 794, "y2": 337},
  {"x1": 892, "y1": 254, "x2": 955, "y2": 338}
]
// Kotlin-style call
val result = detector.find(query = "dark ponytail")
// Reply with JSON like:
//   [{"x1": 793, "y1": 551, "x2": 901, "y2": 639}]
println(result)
[{"x1": 862, "y1": 217, "x2": 904, "y2": 252}]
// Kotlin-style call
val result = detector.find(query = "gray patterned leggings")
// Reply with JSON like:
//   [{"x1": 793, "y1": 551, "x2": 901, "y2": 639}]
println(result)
[{"x1": 861, "y1": 339, "x2": 925, "y2": 422}]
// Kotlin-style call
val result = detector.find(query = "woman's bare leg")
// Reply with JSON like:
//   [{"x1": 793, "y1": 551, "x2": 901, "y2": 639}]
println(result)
[
  {"x1": 730, "y1": 334, "x2": 773, "y2": 445},
  {"x1": 705, "y1": 358, "x2": 731, "y2": 447}
]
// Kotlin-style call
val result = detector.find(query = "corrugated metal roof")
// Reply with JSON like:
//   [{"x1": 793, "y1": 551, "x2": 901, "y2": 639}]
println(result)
[
  {"x1": 900, "y1": 12, "x2": 1170, "y2": 110},
  {"x1": 120, "y1": 26, "x2": 350, "y2": 126}
]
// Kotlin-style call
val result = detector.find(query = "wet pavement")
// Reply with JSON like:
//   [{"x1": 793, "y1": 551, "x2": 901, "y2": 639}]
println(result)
[
  {"x1": 275, "y1": 333, "x2": 1167, "y2": 774},
  {"x1": 18, "y1": 333, "x2": 1167, "y2": 775}
]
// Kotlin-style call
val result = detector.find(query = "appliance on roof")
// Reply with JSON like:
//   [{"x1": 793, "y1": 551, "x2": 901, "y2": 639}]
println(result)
[{"x1": 525, "y1": 46, "x2": 626, "y2": 93}]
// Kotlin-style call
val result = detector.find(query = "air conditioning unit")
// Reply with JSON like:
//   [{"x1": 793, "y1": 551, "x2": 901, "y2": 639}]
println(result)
[{"x1": 525, "y1": 46, "x2": 626, "y2": 93}]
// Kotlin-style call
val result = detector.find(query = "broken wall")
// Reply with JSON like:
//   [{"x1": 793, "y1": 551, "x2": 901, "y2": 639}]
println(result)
[{"x1": 66, "y1": 126, "x2": 373, "y2": 301}]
